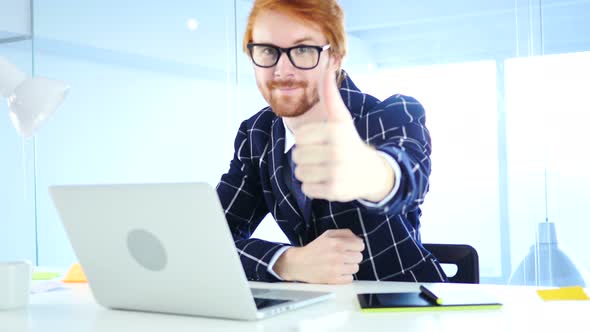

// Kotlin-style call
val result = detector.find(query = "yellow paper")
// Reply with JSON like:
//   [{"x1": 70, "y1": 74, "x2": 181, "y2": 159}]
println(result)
[
  {"x1": 537, "y1": 286, "x2": 590, "y2": 301},
  {"x1": 32, "y1": 272, "x2": 61, "y2": 280},
  {"x1": 62, "y1": 262, "x2": 88, "y2": 283}
]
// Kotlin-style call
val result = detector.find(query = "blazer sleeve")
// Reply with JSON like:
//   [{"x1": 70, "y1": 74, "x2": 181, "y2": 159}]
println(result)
[
  {"x1": 216, "y1": 120, "x2": 289, "y2": 282},
  {"x1": 353, "y1": 94, "x2": 432, "y2": 217}
]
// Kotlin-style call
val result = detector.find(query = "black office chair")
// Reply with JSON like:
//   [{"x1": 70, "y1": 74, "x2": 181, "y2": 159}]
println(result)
[{"x1": 423, "y1": 243, "x2": 479, "y2": 284}]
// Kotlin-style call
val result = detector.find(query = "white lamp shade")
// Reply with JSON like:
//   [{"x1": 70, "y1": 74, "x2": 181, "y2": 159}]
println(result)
[
  {"x1": 0, "y1": 56, "x2": 27, "y2": 97},
  {"x1": 7, "y1": 77, "x2": 70, "y2": 138}
]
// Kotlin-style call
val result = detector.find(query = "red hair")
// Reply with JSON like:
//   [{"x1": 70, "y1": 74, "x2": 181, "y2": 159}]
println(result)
[{"x1": 243, "y1": 0, "x2": 347, "y2": 81}]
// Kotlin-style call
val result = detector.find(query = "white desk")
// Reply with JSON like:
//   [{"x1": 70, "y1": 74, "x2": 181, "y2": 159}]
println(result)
[{"x1": 1, "y1": 281, "x2": 588, "y2": 332}]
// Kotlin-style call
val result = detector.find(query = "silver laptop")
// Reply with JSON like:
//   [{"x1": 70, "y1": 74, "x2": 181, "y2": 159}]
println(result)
[{"x1": 49, "y1": 182, "x2": 333, "y2": 320}]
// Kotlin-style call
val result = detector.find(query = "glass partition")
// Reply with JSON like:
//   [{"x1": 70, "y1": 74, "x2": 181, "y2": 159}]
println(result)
[
  {"x1": 32, "y1": 0, "x2": 238, "y2": 267},
  {"x1": 333, "y1": 0, "x2": 589, "y2": 284},
  {"x1": 0, "y1": 2, "x2": 36, "y2": 263}
]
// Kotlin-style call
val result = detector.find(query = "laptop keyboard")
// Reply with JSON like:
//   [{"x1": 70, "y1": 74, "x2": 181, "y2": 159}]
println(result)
[
  {"x1": 253, "y1": 297, "x2": 290, "y2": 309},
  {"x1": 251, "y1": 288, "x2": 291, "y2": 309}
]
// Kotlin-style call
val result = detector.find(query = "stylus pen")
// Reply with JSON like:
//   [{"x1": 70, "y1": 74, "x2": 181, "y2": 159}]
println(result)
[{"x1": 419, "y1": 285, "x2": 443, "y2": 305}]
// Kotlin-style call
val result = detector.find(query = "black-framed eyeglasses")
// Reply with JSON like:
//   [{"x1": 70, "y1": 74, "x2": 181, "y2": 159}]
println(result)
[{"x1": 247, "y1": 43, "x2": 331, "y2": 70}]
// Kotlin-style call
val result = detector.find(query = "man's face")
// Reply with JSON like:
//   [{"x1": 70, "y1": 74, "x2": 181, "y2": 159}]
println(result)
[{"x1": 251, "y1": 10, "x2": 332, "y2": 118}]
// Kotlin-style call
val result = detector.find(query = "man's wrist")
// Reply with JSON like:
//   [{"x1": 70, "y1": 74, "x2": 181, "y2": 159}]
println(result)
[
  {"x1": 273, "y1": 247, "x2": 300, "y2": 281},
  {"x1": 360, "y1": 148, "x2": 395, "y2": 202},
  {"x1": 267, "y1": 246, "x2": 291, "y2": 280}
]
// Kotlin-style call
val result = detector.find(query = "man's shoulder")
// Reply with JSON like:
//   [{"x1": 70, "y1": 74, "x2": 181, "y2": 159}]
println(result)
[
  {"x1": 358, "y1": 92, "x2": 426, "y2": 121},
  {"x1": 234, "y1": 107, "x2": 278, "y2": 150},
  {"x1": 379, "y1": 94, "x2": 423, "y2": 107},
  {"x1": 241, "y1": 106, "x2": 277, "y2": 132},
  {"x1": 340, "y1": 73, "x2": 424, "y2": 119}
]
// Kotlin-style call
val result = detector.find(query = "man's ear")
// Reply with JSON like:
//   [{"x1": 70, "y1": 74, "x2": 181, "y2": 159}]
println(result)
[
  {"x1": 330, "y1": 54, "x2": 342, "y2": 72},
  {"x1": 330, "y1": 54, "x2": 344, "y2": 85}
]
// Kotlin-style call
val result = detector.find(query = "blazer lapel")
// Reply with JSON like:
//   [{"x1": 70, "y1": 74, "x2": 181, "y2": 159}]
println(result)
[{"x1": 267, "y1": 117, "x2": 303, "y2": 222}]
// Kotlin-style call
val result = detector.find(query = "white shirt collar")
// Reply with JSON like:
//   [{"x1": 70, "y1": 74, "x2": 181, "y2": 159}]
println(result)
[{"x1": 282, "y1": 119, "x2": 295, "y2": 154}]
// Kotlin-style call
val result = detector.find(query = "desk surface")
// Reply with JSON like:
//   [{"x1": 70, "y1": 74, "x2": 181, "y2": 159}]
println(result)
[{"x1": 2, "y1": 281, "x2": 588, "y2": 332}]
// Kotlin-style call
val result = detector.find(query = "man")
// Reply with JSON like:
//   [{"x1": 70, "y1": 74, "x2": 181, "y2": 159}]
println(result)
[{"x1": 217, "y1": 0, "x2": 447, "y2": 284}]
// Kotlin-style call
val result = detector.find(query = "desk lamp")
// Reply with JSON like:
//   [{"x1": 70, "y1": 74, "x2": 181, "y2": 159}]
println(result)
[
  {"x1": 0, "y1": 56, "x2": 69, "y2": 138},
  {"x1": 509, "y1": 169, "x2": 586, "y2": 287},
  {"x1": 0, "y1": 55, "x2": 69, "y2": 310}
]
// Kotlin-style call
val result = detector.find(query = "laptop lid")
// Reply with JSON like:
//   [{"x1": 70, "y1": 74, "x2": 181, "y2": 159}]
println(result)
[{"x1": 49, "y1": 182, "x2": 264, "y2": 320}]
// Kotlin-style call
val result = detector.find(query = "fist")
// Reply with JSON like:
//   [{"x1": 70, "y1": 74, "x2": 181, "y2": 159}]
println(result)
[{"x1": 273, "y1": 229, "x2": 365, "y2": 284}]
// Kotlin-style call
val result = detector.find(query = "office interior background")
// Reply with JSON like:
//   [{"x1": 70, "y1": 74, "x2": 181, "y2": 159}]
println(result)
[{"x1": 1, "y1": 0, "x2": 589, "y2": 285}]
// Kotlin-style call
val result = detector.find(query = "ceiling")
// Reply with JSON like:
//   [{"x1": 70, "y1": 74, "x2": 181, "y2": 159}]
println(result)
[{"x1": 1, "y1": 0, "x2": 589, "y2": 72}]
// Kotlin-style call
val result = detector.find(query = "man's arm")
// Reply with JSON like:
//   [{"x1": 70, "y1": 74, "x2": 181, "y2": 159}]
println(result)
[
  {"x1": 292, "y1": 94, "x2": 430, "y2": 216},
  {"x1": 216, "y1": 120, "x2": 289, "y2": 282},
  {"x1": 356, "y1": 152, "x2": 402, "y2": 206},
  {"x1": 292, "y1": 66, "x2": 430, "y2": 217},
  {"x1": 274, "y1": 87, "x2": 433, "y2": 283},
  {"x1": 355, "y1": 94, "x2": 432, "y2": 216}
]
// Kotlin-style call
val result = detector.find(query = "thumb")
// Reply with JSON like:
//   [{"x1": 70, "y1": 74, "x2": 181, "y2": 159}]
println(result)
[{"x1": 320, "y1": 63, "x2": 351, "y2": 122}]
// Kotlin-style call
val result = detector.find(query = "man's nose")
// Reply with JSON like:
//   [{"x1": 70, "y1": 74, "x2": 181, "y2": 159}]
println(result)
[{"x1": 273, "y1": 52, "x2": 296, "y2": 78}]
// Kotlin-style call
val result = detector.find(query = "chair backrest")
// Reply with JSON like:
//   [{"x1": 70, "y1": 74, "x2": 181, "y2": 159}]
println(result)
[{"x1": 423, "y1": 243, "x2": 479, "y2": 283}]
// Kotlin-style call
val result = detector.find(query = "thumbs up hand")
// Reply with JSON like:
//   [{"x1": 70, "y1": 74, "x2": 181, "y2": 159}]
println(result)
[{"x1": 292, "y1": 64, "x2": 395, "y2": 203}]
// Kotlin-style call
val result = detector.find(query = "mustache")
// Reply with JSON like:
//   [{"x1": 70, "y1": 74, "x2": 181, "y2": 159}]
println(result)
[{"x1": 267, "y1": 80, "x2": 308, "y2": 89}]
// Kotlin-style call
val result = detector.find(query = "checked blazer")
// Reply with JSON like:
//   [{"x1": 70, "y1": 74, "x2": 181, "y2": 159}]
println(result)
[{"x1": 216, "y1": 72, "x2": 447, "y2": 283}]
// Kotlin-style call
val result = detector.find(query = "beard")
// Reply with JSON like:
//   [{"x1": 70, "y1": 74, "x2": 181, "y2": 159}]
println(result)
[{"x1": 264, "y1": 79, "x2": 320, "y2": 118}]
